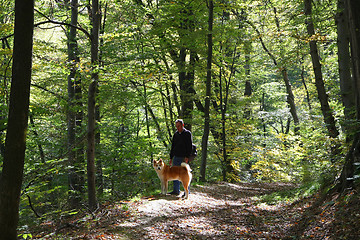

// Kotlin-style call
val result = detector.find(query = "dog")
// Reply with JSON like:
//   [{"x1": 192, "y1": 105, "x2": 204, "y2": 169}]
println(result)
[{"x1": 153, "y1": 158, "x2": 192, "y2": 199}]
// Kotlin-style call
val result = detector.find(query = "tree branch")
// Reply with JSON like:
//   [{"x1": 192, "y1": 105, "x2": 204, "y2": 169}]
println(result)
[{"x1": 34, "y1": 20, "x2": 92, "y2": 40}]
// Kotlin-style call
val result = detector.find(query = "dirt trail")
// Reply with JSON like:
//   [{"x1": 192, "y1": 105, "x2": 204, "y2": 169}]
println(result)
[
  {"x1": 111, "y1": 182, "x2": 297, "y2": 239},
  {"x1": 31, "y1": 182, "x2": 360, "y2": 239}
]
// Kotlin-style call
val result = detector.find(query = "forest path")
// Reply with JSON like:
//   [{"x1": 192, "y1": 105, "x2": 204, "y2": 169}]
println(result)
[
  {"x1": 117, "y1": 182, "x2": 297, "y2": 239},
  {"x1": 32, "y1": 181, "x2": 360, "y2": 239}
]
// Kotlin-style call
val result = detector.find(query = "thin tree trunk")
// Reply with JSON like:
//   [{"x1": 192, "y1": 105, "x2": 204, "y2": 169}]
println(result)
[
  {"x1": 219, "y1": 67, "x2": 228, "y2": 181},
  {"x1": 271, "y1": 3, "x2": 299, "y2": 133},
  {"x1": 87, "y1": 80, "x2": 97, "y2": 211},
  {"x1": 178, "y1": 47, "x2": 186, "y2": 119},
  {"x1": 200, "y1": 0, "x2": 213, "y2": 182},
  {"x1": 219, "y1": 44, "x2": 238, "y2": 181},
  {"x1": 87, "y1": 0, "x2": 100, "y2": 211},
  {"x1": 183, "y1": 50, "x2": 196, "y2": 131},
  {"x1": 249, "y1": 22, "x2": 299, "y2": 133},
  {"x1": 96, "y1": 3, "x2": 107, "y2": 197},
  {"x1": 171, "y1": 81, "x2": 181, "y2": 118},
  {"x1": 143, "y1": 80, "x2": 154, "y2": 161},
  {"x1": 29, "y1": 115, "x2": 45, "y2": 163},
  {"x1": 261, "y1": 92, "x2": 266, "y2": 137},
  {"x1": 67, "y1": 0, "x2": 83, "y2": 208},
  {"x1": 244, "y1": 40, "x2": 252, "y2": 119},
  {"x1": 304, "y1": 0, "x2": 339, "y2": 138},
  {"x1": 165, "y1": 81, "x2": 175, "y2": 139},
  {"x1": 282, "y1": 68, "x2": 300, "y2": 133},
  {"x1": 300, "y1": 58, "x2": 312, "y2": 111},
  {"x1": 0, "y1": 0, "x2": 34, "y2": 238}
]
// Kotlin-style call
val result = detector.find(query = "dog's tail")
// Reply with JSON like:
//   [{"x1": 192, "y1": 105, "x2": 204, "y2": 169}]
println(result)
[{"x1": 181, "y1": 162, "x2": 192, "y2": 172}]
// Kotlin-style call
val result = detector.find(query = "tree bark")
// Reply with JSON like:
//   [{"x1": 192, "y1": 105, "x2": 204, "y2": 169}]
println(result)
[
  {"x1": 200, "y1": 0, "x2": 213, "y2": 182},
  {"x1": 96, "y1": 4, "x2": 108, "y2": 197},
  {"x1": 178, "y1": 47, "x2": 195, "y2": 130},
  {"x1": 67, "y1": 0, "x2": 83, "y2": 208},
  {"x1": 244, "y1": 40, "x2": 252, "y2": 120},
  {"x1": 304, "y1": 0, "x2": 339, "y2": 138},
  {"x1": 337, "y1": 0, "x2": 356, "y2": 142},
  {"x1": 300, "y1": 58, "x2": 312, "y2": 111},
  {"x1": 336, "y1": 0, "x2": 360, "y2": 192},
  {"x1": 0, "y1": 0, "x2": 34, "y2": 238},
  {"x1": 282, "y1": 68, "x2": 300, "y2": 133},
  {"x1": 346, "y1": 1, "x2": 360, "y2": 116},
  {"x1": 87, "y1": 0, "x2": 101, "y2": 211}
]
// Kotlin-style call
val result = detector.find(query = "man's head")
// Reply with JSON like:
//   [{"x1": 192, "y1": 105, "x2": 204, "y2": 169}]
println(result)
[{"x1": 175, "y1": 119, "x2": 184, "y2": 133}]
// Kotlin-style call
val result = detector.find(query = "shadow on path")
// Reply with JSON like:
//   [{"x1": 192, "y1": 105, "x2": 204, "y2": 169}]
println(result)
[{"x1": 111, "y1": 182, "x2": 298, "y2": 239}]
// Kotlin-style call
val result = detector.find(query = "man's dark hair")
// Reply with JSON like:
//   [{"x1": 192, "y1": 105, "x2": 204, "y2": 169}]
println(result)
[{"x1": 175, "y1": 119, "x2": 184, "y2": 125}]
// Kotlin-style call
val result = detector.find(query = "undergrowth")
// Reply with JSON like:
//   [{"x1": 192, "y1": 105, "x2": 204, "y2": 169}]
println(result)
[{"x1": 255, "y1": 181, "x2": 321, "y2": 205}]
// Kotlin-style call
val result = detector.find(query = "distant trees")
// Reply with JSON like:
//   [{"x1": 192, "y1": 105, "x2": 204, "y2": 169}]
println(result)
[{"x1": 2, "y1": 0, "x2": 360, "y2": 234}]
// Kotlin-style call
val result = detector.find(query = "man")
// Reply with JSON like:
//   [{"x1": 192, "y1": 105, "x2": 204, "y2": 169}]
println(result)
[{"x1": 169, "y1": 119, "x2": 193, "y2": 195}]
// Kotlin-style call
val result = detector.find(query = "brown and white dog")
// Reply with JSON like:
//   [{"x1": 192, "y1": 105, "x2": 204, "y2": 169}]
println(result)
[{"x1": 153, "y1": 159, "x2": 192, "y2": 199}]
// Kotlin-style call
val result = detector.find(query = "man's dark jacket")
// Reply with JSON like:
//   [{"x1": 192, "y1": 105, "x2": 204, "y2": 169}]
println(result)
[{"x1": 170, "y1": 128, "x2": 192, "y2": 159}]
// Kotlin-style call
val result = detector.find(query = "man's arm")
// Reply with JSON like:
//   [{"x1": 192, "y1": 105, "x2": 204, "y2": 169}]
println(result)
[{"x1": 184, "y1": 130, "x2": 193, "y2": 158}]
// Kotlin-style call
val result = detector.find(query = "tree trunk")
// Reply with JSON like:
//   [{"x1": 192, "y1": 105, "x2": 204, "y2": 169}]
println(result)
[
  {"x1": 29, "y1": 115, "x2": 45, "y2": 163},
  {"x1": 217, "y1": 45, "x2": 238, "y2": 182},
  {"x1": 337, "y1": 0, "x2": 356, "y2": 142},
  {"x1": 304, "y1": 0, "x2": 339, "y2": 138},
  {"x1": 178, "y1": 47, "x2": 186, "y2": 118},
  {"x1": 178, "y1": 47, "x2": 195, "y2": 131},
  {"x1": 67, "y1": 0, "x2": 83, "y2": 208},
  {"x1": 336, "y1": 0, "x2": 360, "y2": 192},
  {"x1": 244, "y1": 40, "x2": 252, "y2": 120},
  {"x1": 183, "y1": 50, "x2": 196, "y2": 130},
  {"x1": 96, "y1": 3, "x2": 107, "y2": 197},
  {"x1": 87, "y1": 0, "x2": 100, "y2": 211},
  {"x1": 282, "y1": 68, "x2": 300, "y2": 133},
  {"x1": 300, "y1": 58, "x2": 312, "y2": 111},
  {"x1": 346, "y1": 1, "x2": 360, "y2": 117},
  {"x1": 200, "y1": 0, "x2": 213, "y2": 182},
  {"x1": 219, "y1": 67, "x2": 228, "y2": 181},
  {"x1": 143, "y1": 80, "x2": 154, "y2": 161},
  {"x1": 0, "y1": 0, "x2": 34, "y2": 238}
]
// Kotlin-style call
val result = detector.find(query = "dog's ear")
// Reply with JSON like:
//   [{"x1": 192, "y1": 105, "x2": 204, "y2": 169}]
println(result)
[
  {"x1": 153, "y1": 159, "x2": 157, "y2": 165},
  {"x1": 159, "y1": 158, "x2": 163, "y2": 163}
]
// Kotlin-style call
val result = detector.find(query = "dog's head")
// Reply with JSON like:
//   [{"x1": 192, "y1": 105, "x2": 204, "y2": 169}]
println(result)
[{"x1": 153, "y1": 159, "x2": 165, "y2": 171}]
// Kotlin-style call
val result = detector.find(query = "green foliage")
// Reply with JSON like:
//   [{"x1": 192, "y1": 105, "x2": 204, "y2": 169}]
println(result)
[
  {"x1": 256, "y1": 181, "x2": 321, "y2": 205},
  {"x1": 0, "y1": 0, "x2": 352, "y2": 233}
]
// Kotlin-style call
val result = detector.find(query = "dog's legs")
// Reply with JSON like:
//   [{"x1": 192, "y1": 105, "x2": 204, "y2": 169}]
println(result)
[
  {"x1": 182, "y1": 180, "x2": 189, "y2": 199},
  {"x1": 164, "y1": 181, "x2": 168, "y2": 195},
  {"x1": 161, "y1": 179, "x2": 166, "y2": 195}
]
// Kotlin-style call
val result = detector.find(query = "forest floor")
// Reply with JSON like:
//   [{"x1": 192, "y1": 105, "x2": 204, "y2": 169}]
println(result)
[{"x1": 24, "y1": 182, "x2": 360, "y2": 239}]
